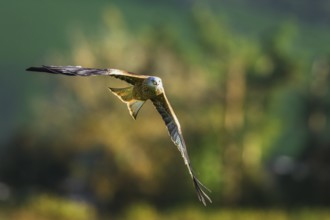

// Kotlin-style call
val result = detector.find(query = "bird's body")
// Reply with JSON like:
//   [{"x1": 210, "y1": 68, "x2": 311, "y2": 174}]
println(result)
[
  {"x1": 117, "y1": 76, "x2": 163, "y2": 100},
  {"x1": 26, "y1": 65, "x2": 212, "y2": 205}
]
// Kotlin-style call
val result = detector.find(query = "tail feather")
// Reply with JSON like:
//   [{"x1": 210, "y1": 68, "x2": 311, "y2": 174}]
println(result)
[
  {"x1": 108, "y1": 87, "x2": 145, "y2": 119},
  {"x1": 128, "y1": 100, "x2": 145, "y2": 119},
  {"x1": 109, "y1": 87, "x2": 134, "y2": 102}
]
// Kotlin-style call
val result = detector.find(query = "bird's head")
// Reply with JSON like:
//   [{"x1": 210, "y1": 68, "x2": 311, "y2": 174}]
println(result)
[{"x1": 146, "y1": 76, "x2": 164, "y2": 95}]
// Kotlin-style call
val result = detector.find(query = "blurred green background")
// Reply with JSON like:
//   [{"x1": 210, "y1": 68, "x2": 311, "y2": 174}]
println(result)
[{"x1": 1, "y1": 0, "x2": 330, "y2": 219}]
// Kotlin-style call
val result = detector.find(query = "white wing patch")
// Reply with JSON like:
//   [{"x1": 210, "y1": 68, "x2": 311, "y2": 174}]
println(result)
[{"x1": 109, "y1": 69, "x2": 124, "y2": 76}]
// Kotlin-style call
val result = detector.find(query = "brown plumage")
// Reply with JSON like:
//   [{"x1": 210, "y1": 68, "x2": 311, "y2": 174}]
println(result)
[{"x1": 26, "y1": 65, "x2": 212, "y2": 205}]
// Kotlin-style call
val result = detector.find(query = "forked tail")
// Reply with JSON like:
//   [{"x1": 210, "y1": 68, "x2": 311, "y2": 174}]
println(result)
[{"x1": 108, "y1": 87, "x2": 145, "y2": 120}]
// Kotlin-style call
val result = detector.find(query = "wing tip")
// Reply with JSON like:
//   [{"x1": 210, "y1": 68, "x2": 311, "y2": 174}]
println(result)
[
  {"x1": 193, "y1": 176, "x2": 212, "y2": 206},
  {"x1": 26, "y1": 65, "x2": 58, "y2": 74},
  {"x1": 26, "y1": 66, "x2": 42, "y2": 72}
]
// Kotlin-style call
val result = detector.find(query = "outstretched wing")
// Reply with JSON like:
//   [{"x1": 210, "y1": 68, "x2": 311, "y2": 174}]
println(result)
[
  {"x1": 26, "y1": 65, "x2": 147, "y2": 85},
  {"x1": 151, "y1": 93, "x2": 212, "y2": 206}
]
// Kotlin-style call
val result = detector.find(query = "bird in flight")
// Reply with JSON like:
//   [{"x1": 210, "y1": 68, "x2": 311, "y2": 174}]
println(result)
[{"x1": 26, "y1": 65, "x2": 212, "y2": 205}]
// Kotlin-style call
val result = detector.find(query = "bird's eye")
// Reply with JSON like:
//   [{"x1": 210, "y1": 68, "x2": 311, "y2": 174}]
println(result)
[{"x1": 152, "y1": 80, "x2": 157, "y2": 85}]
